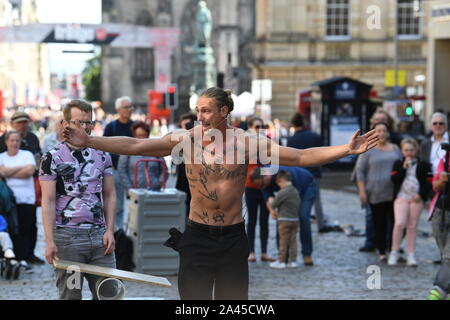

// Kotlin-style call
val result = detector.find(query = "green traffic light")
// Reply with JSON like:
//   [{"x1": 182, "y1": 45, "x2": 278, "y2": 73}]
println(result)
[{"x1": 405, "y1": 106, "x2": 413, "y2": 116}]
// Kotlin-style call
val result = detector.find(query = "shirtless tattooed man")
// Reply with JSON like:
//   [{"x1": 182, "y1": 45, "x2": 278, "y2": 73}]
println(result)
[{"x1": 63, "y1": 87, "x2": 379, "y2": 300}]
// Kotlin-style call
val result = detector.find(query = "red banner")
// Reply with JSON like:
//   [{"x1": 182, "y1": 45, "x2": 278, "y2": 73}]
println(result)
[{"x1": 147, "y1": 90, "x2": 170, "y2": 122}]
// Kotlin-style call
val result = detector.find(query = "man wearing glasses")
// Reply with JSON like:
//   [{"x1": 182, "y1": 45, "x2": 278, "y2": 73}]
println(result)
[
  {"x1": 420, "y1": 112, "x2": 449, "y2": 175},
  {"x1": 39, "y1": 99, "x2": 116, "y2": 299},
  {"x1": 103, "y1": 96, "x2": 135, "y2": 230},
  {"x1": 420, "y1": 112, "x2": 449, "y2": 266}
]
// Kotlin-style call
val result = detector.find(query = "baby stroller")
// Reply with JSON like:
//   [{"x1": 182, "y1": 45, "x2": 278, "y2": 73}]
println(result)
[
  {"x1": 0, "y1": 179, "x2": 20, "y2": 280},
  {"x1": 0, "y1": 251, "x2": 20, "y2": 280},
  {"x1": 0, "y1": 216, "x2": 20, "y2": 280}
]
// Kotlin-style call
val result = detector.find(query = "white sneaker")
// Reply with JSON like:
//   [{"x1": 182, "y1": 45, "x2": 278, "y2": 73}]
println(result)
[
  {"x1": 407, "y1": 254, "x2": 418, "y2": 267},
  {"x1": 4, "y1": 249, "x2": 15, "y2": 259},
  {"x1": 287, "y1": 262, "x2": 299, "y2": 268},
  {"x1": 388, "y1": 251, "x2": 399, "y2": 266},
  {"x1": 19, "y1": 260, "x2": 33, "y2": 273},
  {"x1": 269, "y1": 261, "x2": 286, "y2": 269}
]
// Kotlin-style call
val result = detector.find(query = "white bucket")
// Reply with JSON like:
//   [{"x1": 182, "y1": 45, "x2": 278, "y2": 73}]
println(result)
[{"x1": 95, "y1": 277, "x2": 126, "y2": 300}]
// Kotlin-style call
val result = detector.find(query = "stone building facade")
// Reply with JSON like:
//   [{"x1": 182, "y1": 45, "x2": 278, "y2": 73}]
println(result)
[
  {"x1": 100, "y1": 0, "x2": 255, "y2": 115},
  {"x1": 253, "y1": 0, "x2": 430, "y2": 121},
  {"x1": 426, "y1": 0, "x2": 450, "y2": 124},
  {"x1": 0, "y1": 0, "x2": 51, "y2": 109}
]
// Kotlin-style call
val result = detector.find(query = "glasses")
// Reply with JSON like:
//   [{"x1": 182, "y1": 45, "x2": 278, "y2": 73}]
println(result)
[
  {"x1": 121, "y1": 105, "x2": 133, "y2": 110},
  {"x1": 432, "y1": 122, "x2": 445, "y2": 126},
  {"x1": 69, "y1": 120, "x2": 95, "y2": 127},
  {"x1": 254, "y1": 125, "x2": 262, "y2": 129}
]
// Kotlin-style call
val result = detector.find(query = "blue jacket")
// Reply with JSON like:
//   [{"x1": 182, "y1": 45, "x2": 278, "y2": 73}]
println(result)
[
  {"x1": 103, "y1": 119, "x2": 135, "y2": 169},
  {"x1": 262, "y1": 166, "x2": 315, "y2": 199},
  {"x1": 287, "y1": 129, "x2": 322, "y2": 178},
  {"x1": 0, "y1": 215, "x2": 7, "y2": 232}
]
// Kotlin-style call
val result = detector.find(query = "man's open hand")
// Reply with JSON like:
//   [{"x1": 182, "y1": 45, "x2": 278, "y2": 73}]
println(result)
[
  {"x1": 62, "y1": 122, "x2": 89, "y2": 148},
  {"x1": 348, "y1": 129, "x2": 379, "y2": 155}
]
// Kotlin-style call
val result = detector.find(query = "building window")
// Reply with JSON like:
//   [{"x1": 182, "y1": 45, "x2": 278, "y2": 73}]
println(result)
[
  {"x1": 133, "y1": 49, "x2": 154, "y2": 80},
  {"x1": 398, "y1": 0, "x2": 421, "y2": 39},
  {"x1": 399, "y1": 42, "x2": 423, "y2": 60},
  {"x1": 325, "y1": 43, "x2": 351, "y2": 61},
  {"x1": 133, "y1": 9, "x2": 154, "y2": 80},
  {"x1": 325, "y1": 0, "x2": 351, "y2": 40}
]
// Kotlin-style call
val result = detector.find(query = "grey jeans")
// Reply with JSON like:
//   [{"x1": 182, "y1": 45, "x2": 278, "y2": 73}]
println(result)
[
  {"x1": 53, "y1": 226, "x2": 116, "y2": 300},
  {"x1": 431, "y1": 207, "x2": 450, "y2": 293}
]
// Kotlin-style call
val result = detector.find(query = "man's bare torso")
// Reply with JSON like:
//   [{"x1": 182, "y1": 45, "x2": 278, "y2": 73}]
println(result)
[{"x1": 183, "y1": 127, "x2": 253, "y2": 226}]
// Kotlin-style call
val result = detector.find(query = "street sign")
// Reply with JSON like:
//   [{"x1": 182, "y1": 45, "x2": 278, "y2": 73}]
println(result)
[
  {"x1": 385, "y1": 70, "x2": 407, "y2": 87},
  {"x1": 148, "y1": 90, "x2": 171, "y2": 122}
]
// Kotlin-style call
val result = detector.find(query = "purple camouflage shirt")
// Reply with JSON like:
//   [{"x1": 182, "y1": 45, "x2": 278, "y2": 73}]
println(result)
[{"x1": 39, "y1": 142, "x2": 113, "y2": 229}]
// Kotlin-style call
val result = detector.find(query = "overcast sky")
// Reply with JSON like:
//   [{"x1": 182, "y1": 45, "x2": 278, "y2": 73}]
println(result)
[{"x1": 36, "y1": 0, "x2": 102, "y2": 76}]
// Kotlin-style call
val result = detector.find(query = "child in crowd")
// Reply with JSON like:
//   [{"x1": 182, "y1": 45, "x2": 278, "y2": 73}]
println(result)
[
  {"x1": 389, "y1": 138, "x2": 432, "y2": 266},
  {"x1": 267, "y1": 171, "x2": 300, "y2": 269}
]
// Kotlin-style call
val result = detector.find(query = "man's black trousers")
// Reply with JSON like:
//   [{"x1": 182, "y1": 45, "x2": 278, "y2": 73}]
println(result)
[{"x1": 178, "y1": 219, "x2": 250, "y2": 300}]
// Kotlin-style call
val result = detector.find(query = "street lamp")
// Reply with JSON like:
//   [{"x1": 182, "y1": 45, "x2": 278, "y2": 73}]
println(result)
[{"x1": 394, "y1": 0, "x2": 399, "y2": 98}]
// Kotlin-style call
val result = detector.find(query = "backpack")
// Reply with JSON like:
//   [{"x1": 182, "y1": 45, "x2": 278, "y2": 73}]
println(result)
[
  {"x1": 0, "y1": 179, "x2": 18, "y2": 236},
  {"x1": 114, "y1": 229, "x2": 136, "y2": 271}
]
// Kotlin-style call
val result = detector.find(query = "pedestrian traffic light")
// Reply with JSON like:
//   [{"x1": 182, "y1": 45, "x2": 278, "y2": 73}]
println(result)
[
  {"x1": 165, "y1": 84, "x2": 178, "y2": 109},
  {"x1": 405, "y1": 104, "x2": 414, "y2": 116}
]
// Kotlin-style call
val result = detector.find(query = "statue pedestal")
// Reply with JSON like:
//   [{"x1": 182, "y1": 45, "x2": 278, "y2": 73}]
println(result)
[{"x1": 192, "y1": 47, "x2": 216, "y2": 93}]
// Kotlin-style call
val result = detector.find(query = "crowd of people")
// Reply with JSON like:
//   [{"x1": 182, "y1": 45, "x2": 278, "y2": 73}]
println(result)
[
  {"x1": 0, "y1": 91, "x2": 449, "y2": 301},
  {"x1": 353, "y1": 109, "x2": 450, "y2": 300}
]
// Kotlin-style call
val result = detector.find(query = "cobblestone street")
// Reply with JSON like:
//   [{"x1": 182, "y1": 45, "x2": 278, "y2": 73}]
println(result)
[
  {"x1": 1, "y1": 0, "x2": 450, "y2": 306},
  {"x1": 0, "y1": 173, "x2": 441, "y2": 300}
]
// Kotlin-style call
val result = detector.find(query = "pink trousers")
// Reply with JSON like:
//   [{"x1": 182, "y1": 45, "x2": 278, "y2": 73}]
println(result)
[{"x1": 392, "y1": 197, "x2": 423, "y2": 254}]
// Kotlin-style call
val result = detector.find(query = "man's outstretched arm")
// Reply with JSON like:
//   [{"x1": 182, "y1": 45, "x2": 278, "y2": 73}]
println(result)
[
  {"x1": 277, "y1": 129, "x2": 379, "y2": 167},
  {"x1": 86, "y1": 135, "x2": 175, "y2": 157},
  {"x1": 63, "y1": 124, "x2": 179, "y2": 157}
]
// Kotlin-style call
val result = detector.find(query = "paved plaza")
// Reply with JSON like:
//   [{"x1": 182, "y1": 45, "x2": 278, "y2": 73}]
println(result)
[{"x1": 0, "y1": 173, "x2": 441, "y2": 300}]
